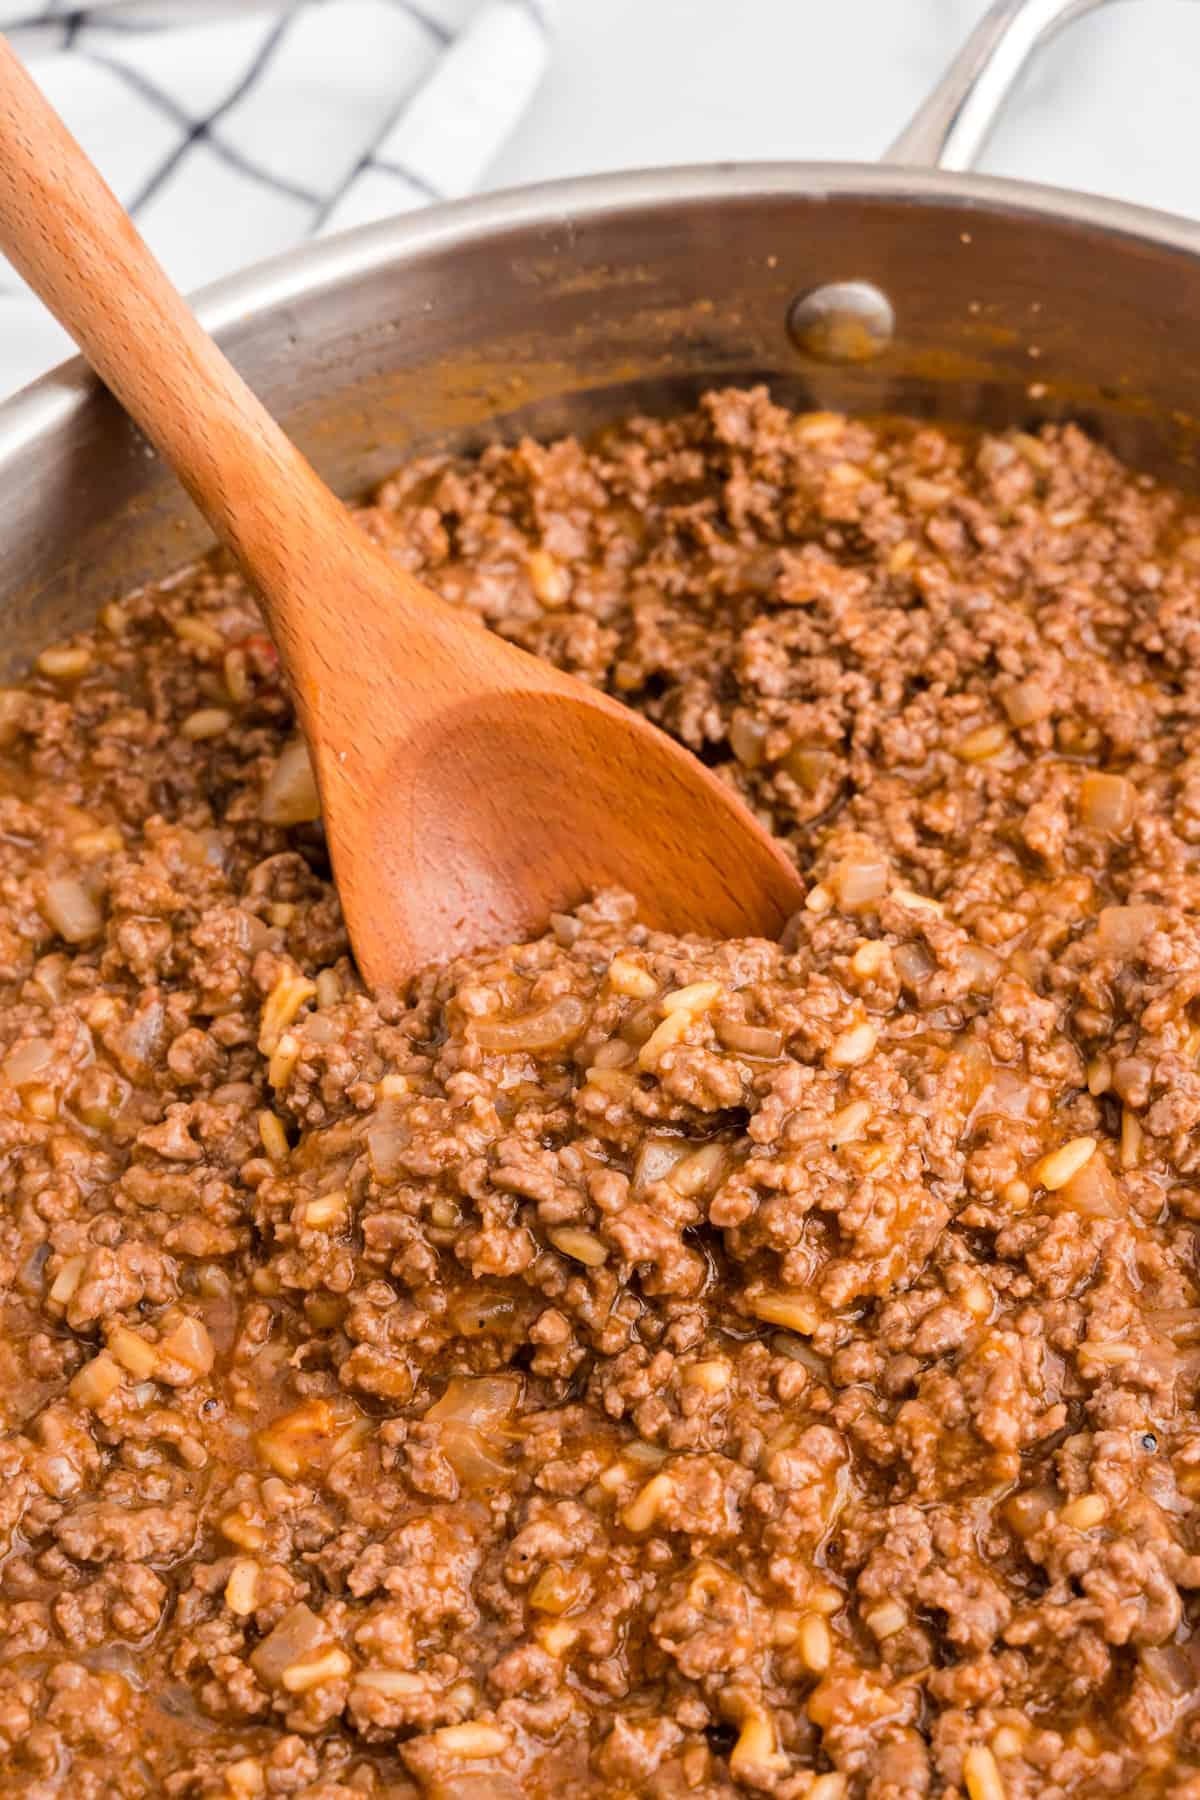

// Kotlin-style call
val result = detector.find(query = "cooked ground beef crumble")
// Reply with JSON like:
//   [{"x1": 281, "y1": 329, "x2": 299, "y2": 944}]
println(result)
[{"x1": 1, "y1": 387, "x2": 1200, "y2": 1798}]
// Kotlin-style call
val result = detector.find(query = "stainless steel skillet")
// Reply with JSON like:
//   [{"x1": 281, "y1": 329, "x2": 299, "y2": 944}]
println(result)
[{"x1": 0, "y1": 0, "x2": 1190, "y2": 670}]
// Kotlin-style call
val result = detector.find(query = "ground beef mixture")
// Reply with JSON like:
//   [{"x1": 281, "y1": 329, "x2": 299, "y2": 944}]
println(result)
[{"x1": 2, "y1": 389, "x2": 1200, "y2": 1800}]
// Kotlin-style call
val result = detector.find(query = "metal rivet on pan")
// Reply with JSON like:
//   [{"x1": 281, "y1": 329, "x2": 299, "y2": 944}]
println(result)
[{"x1": 787, "y1": 280, "x2": 894, "y2": 363}]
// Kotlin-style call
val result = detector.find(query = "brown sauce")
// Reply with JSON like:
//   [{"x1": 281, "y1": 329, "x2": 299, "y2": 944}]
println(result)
[{"x1": 0, "y1": 389, "x2": 1196, "y2": 1797}]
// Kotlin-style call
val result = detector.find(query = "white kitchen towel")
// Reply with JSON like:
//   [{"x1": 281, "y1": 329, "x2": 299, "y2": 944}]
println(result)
[{"x1": 0, "y1": 0, "x2": 554, "y2": 396}]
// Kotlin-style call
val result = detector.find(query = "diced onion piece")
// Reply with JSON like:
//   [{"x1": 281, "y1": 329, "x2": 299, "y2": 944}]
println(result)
[
  {"x1": 21, "y1": 1084, "x2": 55, "y2": 1121},
  {"x1": 427, "y1": 1376, "x2": 521, "y2": 1426},
  {"x1": 1078, "y1": 1341, "x2": 1135, "y2": 1367},
  {"x1": 963, "y1": 1746, "x2": 1006, "y2": 1800},
  {"x1": 783, "y1": 745, "x2": 840, "y2": 793},
  {"x1": 37, "y1": 644, "x2": 91, "y2": 681},
  {"x1": 41, "y1": 875, "x2": 102, "y2": 944},
  {"x1": 69, "y1": 1351, "x2": 122, "y2": 1407},
  {"x1": 107, "y1": 1322, "x2": 159, "y2": 1379},
  {"x1": 955, "y1": 722, "x2": 1009, "y2": 762},
  {"x1": 224, "y1": 1559, "x2": 260, "y2": 1617},
  {"x1": 621, "y1": 1471, "x2": 674, "y2": 1532},
  {"x1": 947, "y1": 1037, "x2": 993, "y2": 1115},
  {"x1": 893, "y1": 942, "x2": 935, "y2": 985},
  {"x1": 258, "y1": 1111, "x2": 289, "y2": 1161},
  {"x1": 281, "y1": 1645, "x2": 352, "y2": 1692},
  {"x1": 729, "y1": 710, "x2": 768, "y2": 769},
  {"x1": 962, "y1": 1281, "x2": 992, "y2": 1319},
  {"x1": 1060, "y1": 1492, "x2": 1107, "y2": 1530},
  {"x1": 427, "y1": 1376, "x2": 521, "y2": 1488},
  {"x1": 637, "y1": 1010, "x2": 692, "y2": 1071},
  {"x1": 1120, "y1": 1108, "x2": 1142, "y2": 1171},
  {"x1": 529, "y1": 1563, "x2": 588, "y2": 1615},
  {"x1": 172, "y1": 615, "x2": 225, "y2": 653},
  {"x1": 448, "y1": 1291, "x2": 517, "y2": 1337},
  {"x1": 866, "y1": 1601, "x2": 907, "y2": 1639},
  {"x1": 1032, "y1": 1136, "x2": 1096, "y2": 1192},
  {"x1": 220, "y1": 1513, "x2": 266, "y2": 1551},
  {"x1": 829, "y1": 1099, "x2": 871, "y2": 1145},
  {"x1": 960, "y1": 944, "x2": 1001, "y2": 991},
  {"x1": 1003, "y1": 1484, "x2": 1056, "y2": 1537},
  {"x1": 583, "y1": 1066, "x2": 635, "y2": 1099},
  {"x1": 830, "y1": 856, "x2": 889, "y2": 912},
  {"x1": 681, "y1": 1358, "x2": 731, "y2": 1394},
  {"x1": 3, "y1": 1038, "x2": 56, "y2": 1087},
  {"x1": 224, "y1": 1761, "x2": 264, "y2": 1798},
  {"x1": 258, "y1": 972, "x2": 316, "y2": 1055},
  {"x1": 827, "y1": 1021, "x2": 878, "y2": 1068},
  {"x1": 48, "y1": 1255, "x2": 85, "y2": 1306},
  {"x1": 547, "y1": 1226, "x2": 607, "y2": 1267},
  {"x1": 851, "y1": 941, "x2": 891, "y2": 979},
  {"x1": 250, "y1": 1602, "x2": 328, "y2": 1688},
  {"x1": 366, "y1": 1100, "x2": 409, "y2": 1182},
  {"x1": 670, "y1": 1142, "x2": 728, "y2": 1197},
  {"x1": 72, "y1": 826, "x2": 123, "y2": 861},
  {"x1": 267, "y1": 1034, "x2": 300, "y2": 1091},
  {"x1": 1096, "y1": 904, "x2": 1159, "y2": 956},
  {"x1": 751, "y1": 1291, "x2": 819, "y2": 1334},
  {"x1": 181, "y1": 707, "x2": 231, "y2": 742},
  {"x1": 632, "y1": 1136, "x2": 692, "y2": 1193},
  {"x1": 892, "y1": 885, "x2": 943, "y2": 915},
  {"x1": 158, "y1": 1313, "x2": 215, "y2": 1375},
  {"x1": 432, "y1": 1724, "x2": 511, "y2": 1760},
  {"x1": 435, "y1": 1425, "x2": 511, "y2": 1487},
  {"x1": 527, "y1": 548, "x2": 568, "y2": 608},
  {"x1": 1086, "y1": 1055, "x2": 1111, "y2": 1096},
  {"x1": 1140, "y1": 1645, "x2": 1193, "y2": 1695},
  {"x1": 795, "y1": 412, "x2": 846, "y2": 443},
  {"x1": 662, "y1": 981, "x2": 723, "y2": 1016},
  {"x1": 256, "y1": 1398, "x2": 340, "y2": 1478},
  {"x1": 1080, "y1": 772, "x2": 1137, "y2": 835},
  {"x1": 715, "y1": 1019, "x2": 784, "y2": 1059},
  {"x1": 1058, "y1": 1151, "x2": 1120, "y2": 1218},
  {"x1": 471, "y1": 994, "x2": 586, "y2": 1054},
  {"x1": 607, "y1": 956, "x2": 656, "y2": 999},
  {"x1": 797, "y1": 1613, "x2": 833, "y2": 1673},
  {"x1": 1002, "y1": 678, "x2": 1053, "y2": 727},
  {"x1": 906, "y1": 476, "x2": 950, "y2": 508},
  {"x1": 303, "y1": 1191, "x2": 347, "y2": 1230},
  {"x1": 260, "y1": 737, "x2": 321, "y2": 826},
  {"x1": 729, "y1": 1708, "x2": 788, "y2": 1778},
  {"x1": 354, "y1": 1669, "x2": 427, "y2": 1696}
]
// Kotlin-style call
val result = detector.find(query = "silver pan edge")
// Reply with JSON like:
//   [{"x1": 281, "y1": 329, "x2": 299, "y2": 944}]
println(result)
[{"x1": 1, "y1": 155, "x2": 1198, "y2": 667}]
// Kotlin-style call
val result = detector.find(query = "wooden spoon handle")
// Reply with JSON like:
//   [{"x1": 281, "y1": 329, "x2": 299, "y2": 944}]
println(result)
[{"x1": 0, "y1": 35, "x2": 381, "y2": 673}]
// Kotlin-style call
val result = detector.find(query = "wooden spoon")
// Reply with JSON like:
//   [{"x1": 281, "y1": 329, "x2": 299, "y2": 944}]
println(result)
[{"x1": 0, "y1": 39, "x2": 804, "y2": 987}]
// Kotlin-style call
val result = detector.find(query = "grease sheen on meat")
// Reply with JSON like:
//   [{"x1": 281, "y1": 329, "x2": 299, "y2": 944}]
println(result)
[{"x1": 1, "y1": 389, "x2": 1199, "y2": 1799}]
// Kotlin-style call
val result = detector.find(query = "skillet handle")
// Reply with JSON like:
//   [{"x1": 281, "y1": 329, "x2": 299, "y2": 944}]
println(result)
[{"x1": 885, "y1": 0, "x2": 1118, "y2": 172}]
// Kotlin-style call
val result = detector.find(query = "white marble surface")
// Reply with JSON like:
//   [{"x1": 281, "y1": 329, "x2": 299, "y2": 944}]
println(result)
[{"x1": 490, "y1": 0, "x2": 1200, "y2": 223}]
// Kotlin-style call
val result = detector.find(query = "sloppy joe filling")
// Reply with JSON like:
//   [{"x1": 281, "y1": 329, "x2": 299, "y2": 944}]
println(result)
[{"x1": 1, "y1": 388, "x2": 1199, "y2": 1797}]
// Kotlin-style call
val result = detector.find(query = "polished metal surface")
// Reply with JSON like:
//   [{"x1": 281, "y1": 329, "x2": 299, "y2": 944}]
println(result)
[
  {"x1": 786, "y1": 280, "x2": 895, "y2": 363},
  {"x1": 0, "y1": 1, "x2": 1197, "y2": 676},
  {"x1": 885, "y1": 0, "x2": 1122, "y2": 173}
]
